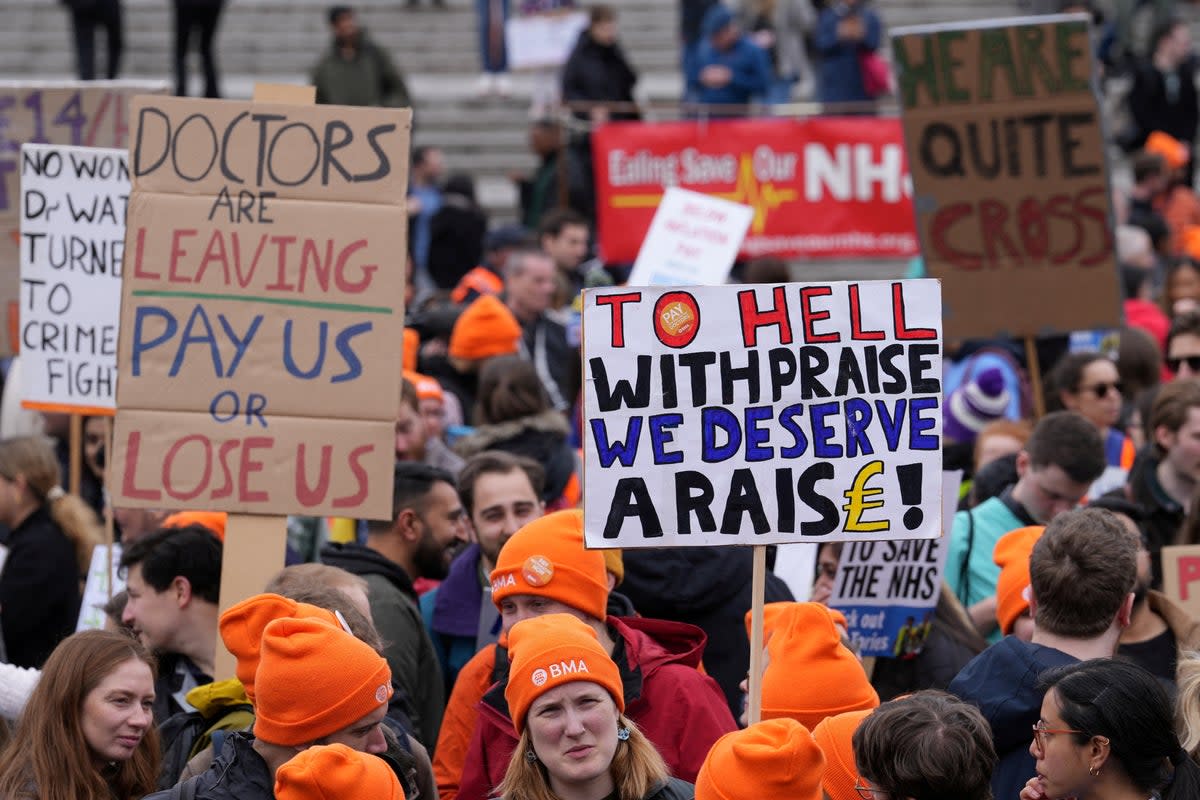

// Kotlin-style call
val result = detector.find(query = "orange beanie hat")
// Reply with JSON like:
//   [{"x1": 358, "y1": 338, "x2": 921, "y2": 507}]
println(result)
[
  {"x1": 403, "y1": 327, "x2": 420, "y2": 373},
  {"x1": 403, "y1": 370, "x2": 445, "y2": 402},
  {"x1": 760, "y1": 603, "x2": 879, "y2": 729},
  {"x1": 601, "y1": 549, "x2": 624, "y2": 587},
  {"x1": 811, "y1": 709, "x2": 874, "y2": 800},
  {"x1": 695, "y1": 718, "x2": 825, "y2": 800},
  {"x1": 1145, "y1": 131, "x2": 1190, "y2": 171},
  {"x1": 163, "y1": 511, "x2": 227, "y2": 541},
  {"x1": 994, "y1": 526, "x2": 1045, "y2": 635},
  {"x1": 490, "y1": 510, "x2": 608, "y2": 621},
  {"x1": 449, "y1": 295, "x2": 522, "y2": 361},
  {"x1": 254, "y1": 617, "x2": 392, "y2": 746},
  {"x1": 745, "y1": 603, "x2": 851, "y2": 646},
  {"x1": 219, "y1": 593, "x2": 343, "y2": 703},
  {"x1": 504, "y1": 613, "x2": 624, "y2": 732},
  {"x1": 275, "y1": 743, "x2": 404, "y2": 800}
]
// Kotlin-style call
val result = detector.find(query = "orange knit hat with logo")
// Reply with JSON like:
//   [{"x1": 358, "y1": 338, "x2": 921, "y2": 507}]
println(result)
[
  {"x1": 449, "y1": 295, "x2": 522, "y2": 361},
  {"x1": 275, "y1": 743, "x2": 405, "y2": 800},
  {"x1": 490, "y1": 510, "x2": 609, "y2": 621},
  {"x1": 504, "y1": 613, "x2": 624, "y2": 732},
  {"x1": 811, "y1": 708, "x2": 874, "y2": 800},
  {"x1": 695, "y1": 718, "x2": 825, "y2": 800},
  {"x1": 163, "y1": 511, "x2": 228, "y2": 542},
  {"x1": 1146, "y1": 130, "x2": 1190, "y2": 171},
  {"x1": 403, "y1": 370, "x2": 445, "y2": 402},
  {"x1": 760, "y1": 603, "x2": 879, "y2": 729},
  {"x1": 403, "y1": 327, "x2": 420, "y2": 372},
  {"x1": 994, "y1": 526, "x2": 1045, "y2": 636},
  {"x1": 253, "y1": 617, "x2": 392, "y2": 746},
  {"x1": 219, "y1": 593, "x2": 343, "y2": 703}
]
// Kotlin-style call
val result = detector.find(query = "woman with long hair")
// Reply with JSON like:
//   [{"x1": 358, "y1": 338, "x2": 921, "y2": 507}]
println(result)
[
  {"x1": 496, "y1": 614, "x2": 692, "y2": 800},
  {"x1": 0, "y1": 630, "x2": 160, "y2": 800},
  {"x1": 0, "y1": 435, "x2": 103, "y2": 667},
  {"x1": 1046, "y1": 351, "x2": 1132, "y2": 496},
  {"x1": 1022, "y1": 659, "x2": 1200, "y2": 800}
]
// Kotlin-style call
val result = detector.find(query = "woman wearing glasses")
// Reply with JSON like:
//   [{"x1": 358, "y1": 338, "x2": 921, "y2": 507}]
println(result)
[
  {"x1": 1023, "y1": 659, "x2": 1200, "y2": 800},
  {"x1": 1047, "y1": 351, "x2": 1133, "y2": 498}
]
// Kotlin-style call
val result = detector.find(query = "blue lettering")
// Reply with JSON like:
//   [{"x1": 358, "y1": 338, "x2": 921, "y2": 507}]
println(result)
[
  {"x1": 331, "y1": 322, "x2": 372, "y2": 383},
  {"x1": 648, "y1": 413, "x2": 684, "y2": 465},
  {"x1": 744, "y1": 405, "x2": 773, "y2": 462},
  {"x1": 909, "y1": 397, "x2": 939, "y2": 449},
  {"x1": 875, "y1": 399, "x2": 907, "y2": 451},
  {"x1": 779, "y1": 403, "x2": 808, "y2": 458},
  {"x1": 283, "y1": 319, "x2": 328, "y2": 379},
  {"x1": 701, "y1": 406, "x2": 742, "y2": 463},
  {"x1": 220, "y1": 314, "x2": 262, "y2": 377},
  {"x1": 131, "y1": 305, "x2": 177, "y2": 377},
  {"x1": 810, "y1": 402, "x2": 841, "y2": 458},
  {"x1": 209, "y1": 390, "x2": 239, "y2": 423},
  {"x1": 844, "y1": 397, "x2": 874, "y2": 457},
  {"x1": 170, "y1": 305, "x2": 223, "y2": 377},
  {"x1": 590, "y1": 417, "x2": 643, "y2": 467}
]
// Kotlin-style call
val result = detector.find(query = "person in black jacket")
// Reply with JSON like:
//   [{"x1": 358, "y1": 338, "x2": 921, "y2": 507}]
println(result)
[
  {"x1": 173, "y1": 0, "x2": 226, "y2": 97},
  {"x1": 428, "y1": 174, "x2": 488, "y2": 291},
  {"x1": 1126, "y1": 18, "x2": 1198, "y2": 183},
  {"x1": 562, "y1": 6, "x2": 639, "y2": 122},
  {"x1": 61, "y1": 0, "x2": 123, "y2": 79}
]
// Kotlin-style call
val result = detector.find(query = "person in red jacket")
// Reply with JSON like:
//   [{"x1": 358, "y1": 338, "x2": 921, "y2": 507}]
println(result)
[{"x1": 434, "y1": 510, "x2": 735, "y2": 800}]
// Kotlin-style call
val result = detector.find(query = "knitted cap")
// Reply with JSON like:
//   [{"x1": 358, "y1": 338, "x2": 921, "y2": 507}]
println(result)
[
  {"x1": 695, "y1": 719, "x2": 825, "y2": 800},
  {"x1": 994, "y1": 526, "x2": 1044, "y2": 635},
  {"x1": 254, "y1": 617, "x2": 392, "y2": 746},
  {"x1": 811, "y1": 709, "x2": 874, "y2": 800},
  {"x1": 403, "y1": 370, "x2": 444, "y2": 402},
  {"x1": 449, "y1": 295, "x2": 521, "y2": 361},
  {"x1": 490, "y1": 510, "x2": 609, "y2": 621},
  {"x1": 1146, "y1": 131, "x2": 1190, "y2": 171},
  {"x1": 761, "y1": 603, "x2": 879, "y2": 729},
  {"x1": 219, "y1": 593, "x2": 343, "y2": 703},
  {"x1": 275, "y1": 743, "x2": 404, "y2": 800},
  {"x1": 504, "y1": 613, "x2": 624, "y2": 732},
  {"x1": 944, "y1": 367, "x2": 1010, "y2": 444},
  {"x1": 402, "y1": 327, "x2": 419, "y2": 373},
  {"x1": 601, "y1": 549, "x2": 624, "y2": 587},
  {"x1": 163, "y1": 511, "x2": 228, "y2": 542}
]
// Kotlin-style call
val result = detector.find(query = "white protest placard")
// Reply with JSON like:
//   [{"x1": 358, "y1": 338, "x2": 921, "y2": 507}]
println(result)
[
  {"x1": 582, "y1": 279, "x2": 943, "y2": 549},
  {"x1": 20, "y1": 144, "x2": 126, "y2": 414},
  {"x1": 627, "y1": 187, "x2": 754, "y2": 287},
  {"x1": 829, "y1": 470, "x2": 961, "y2": 657},
  {"x1": 76, "y1": 543, "x2": 125, "y2": 632},
  {"x1": 506, "y1": 11, "x2": 589, "y2": 70}
]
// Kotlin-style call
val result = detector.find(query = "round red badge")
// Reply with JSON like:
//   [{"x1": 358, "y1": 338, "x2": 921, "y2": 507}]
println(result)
[
  {"x1": 653, "y1": 291, "x2": 701, "y2": 348},
  {"x1": 523, "y1": 555, "x2": 555, "y2": 587}
]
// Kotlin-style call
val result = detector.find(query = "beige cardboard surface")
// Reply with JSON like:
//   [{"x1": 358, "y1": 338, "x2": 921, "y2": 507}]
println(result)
[
  {"x1": 1162, "y1": 545, "x2": 1200, "y2": 621},
  {"x1": 892, "y1": 16, "x2": 1121, "y2": 342},
  {"x1": 114, "y1": 96, "x2": 410, "y2": 518},
  {"x1": 0, "y1": 81, "x2": 168, "y2": 356}
]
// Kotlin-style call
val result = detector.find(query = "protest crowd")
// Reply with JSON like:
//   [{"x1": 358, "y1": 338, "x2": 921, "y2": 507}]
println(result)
[{"x1": 12, "y1": 1, "x2": 1200, "y2": 800}]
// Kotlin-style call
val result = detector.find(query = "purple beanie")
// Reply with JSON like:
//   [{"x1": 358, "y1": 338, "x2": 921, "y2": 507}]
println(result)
[{"x1": 944, "y1": 367, "x2": 1010, "y2": 443}]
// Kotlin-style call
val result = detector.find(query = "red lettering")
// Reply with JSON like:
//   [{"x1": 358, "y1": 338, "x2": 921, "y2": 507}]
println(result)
[
  {"x1": 930, "y1": 203, "x2": 980, "y2": 270},
  {"x1": 334, "y1": 444, "x2": 374, "y2": 508},
  {"x1": 168, "y1": 229, "x2": 197, "y2": 283},
  {"x1": 1076, "y1": 187, "x2": 1112, "y2": 266},
  {"x1": 980, "y1": 199, "x2": 1019, "y2": 268},
  {"x1": 848, "y1": 284, "x2": 885, "y2": 340},
  {"x1": 738, "y1": 286, "x2": 795, "y2": 347},
  {"x1": 238, "y1": 437, "x2": 272, "y2": 502},
  {"x1": 1018, "y1": 197, "x2": 1048, "y2": 262},
  {"x1": 211, "y1": 439, "x2": 239, "y2": 500},
  {"x1": 162, "y1": 434, "x2": 212, "y2": 501},
  {"x1": 892, "y1": 282, "x2": 937, "y2": 340},
  {"x1": 797, "y1": 286, "x2": 839, "y2": 344},
  {"x1": 596, "y1": 292, "x2": 642, "y2": 348},
  {"x1": 334, "y1": 239, "x2": 375, "y2": 294},
  {"x1": 266, "y1": 236, "x2": 297, "y2": 291},
  {"x1": 120, "y1": 431, "x2": 162, "y2": 501},
  {"x1": 132, "y1": 228, "x2": 159, "y2": 279},
  {"x1": 1180, "y1": 556, "x2": 1200, "y2": 601},
  {"x1": 296, "y1": 443, "x2": 333, "y2": 507},
  {"x1": 1046, "y1": 195, "x2": 1081, "y2": 265}
]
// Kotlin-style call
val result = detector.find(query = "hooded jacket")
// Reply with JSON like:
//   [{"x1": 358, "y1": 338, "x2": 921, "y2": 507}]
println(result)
[
  {"x1": 685, "y1": 5, "x2": 771, "y2": 107},
  {"x1": 617, "y1": 546, "x2": 794, "y2": 714},
  {"x1": 948, "y1": 637, "x2": 1078, "y2": 800},
  {"x1": 458, "y1": 616, "x2": 734, "y2": 800},
  {"x1": 452, "y1": 410, "x2": 578, "y2": 505},
  {"x1": 320, "y1": 542, "x2": 445, "y2": 748}
]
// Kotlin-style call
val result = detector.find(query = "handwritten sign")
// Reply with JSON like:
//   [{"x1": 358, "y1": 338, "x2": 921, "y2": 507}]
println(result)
[
  {"x1": 829, "y1": 470, "x2": 961, "y2": 657},
  {"x1": 76, "y1": 543, "x2": 125, "y2": 632},
  {"x1": 891, "y1": 16, "x2": 1120, "y2": 341},
  {"x1": 1162, "y1": 545, "x2": 1200, "y2": 621},
  {"x1": 0, "y1": 81, "x2": 168, "y2": 357},
  {"x1": 110, "y1": 96, "x2": 411, "y2": 518},
  {"x1": 582, "y1": 279, "x2": 943, "y2": 549},
  {"x1": 627, "y1": 187, "x2": 754, "y2": 287},
  {"x1": 19, "y1": 144, "x2": 127, "y2": 413}
]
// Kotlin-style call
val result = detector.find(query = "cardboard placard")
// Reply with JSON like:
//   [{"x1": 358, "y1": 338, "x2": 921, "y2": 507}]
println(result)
[
  {"x1": 0, "y1": 81, "x2": 168, "y2": 357},
  {"x1": 1161, "y1": 545, "x2": 1200, "y2": 621},
  {"x1": 829, "y1": 470, "x2": 961, "y2": 657},
  {"x1": 582, "y1": 279, "x2": 943, "y2": 549},
  {"x1": 19, "y1": 144, "x2": 127, "y2": 414},
  {"x1": 891, "y1": 15, "x2": 1120, "y2": 342},
  {"x1": 110, "y1": 96, "x2": 411, "y2": 519},
  {"x1": 627, "y1": 187, "x2": 754, "y2": 287}
]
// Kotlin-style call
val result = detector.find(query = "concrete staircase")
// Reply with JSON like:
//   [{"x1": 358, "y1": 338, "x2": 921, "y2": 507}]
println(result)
[{"x1": 2, "y1": 0, "x2": 1029, "y2": 230}]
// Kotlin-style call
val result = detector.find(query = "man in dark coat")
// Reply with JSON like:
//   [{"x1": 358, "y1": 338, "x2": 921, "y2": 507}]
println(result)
[{"x1": 561, "y1": 5, "x2": 639, "y2": 122}]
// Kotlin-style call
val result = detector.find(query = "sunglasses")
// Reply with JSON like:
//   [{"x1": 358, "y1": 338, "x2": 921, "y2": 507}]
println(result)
[
  {"x1": 1081, "y1": 381, "x2": 1123, "y2": 399},
  {"x1": 1168, "y1": 355, "x2": 1200, "y2": 374}
]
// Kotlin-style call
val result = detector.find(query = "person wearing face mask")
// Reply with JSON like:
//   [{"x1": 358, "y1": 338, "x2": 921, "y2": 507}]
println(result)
[{"x1": 495, "y1": 614, "x2": 693, "y2": 800}]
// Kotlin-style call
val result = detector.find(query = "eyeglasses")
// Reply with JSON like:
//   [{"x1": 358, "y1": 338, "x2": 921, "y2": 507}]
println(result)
[
  {"x1": 1168, "y1": 355, "x2": 1200, "y2": 374},
  {"x1": 854, "y1": 781, "x2": 888, "y2": 799},
  {"x1": 1082, "y1": 381, "x2": 1123, "y2": 399},
  {"x1": 1030, "y1": 721, "x2": 1107, "y2": 755}
]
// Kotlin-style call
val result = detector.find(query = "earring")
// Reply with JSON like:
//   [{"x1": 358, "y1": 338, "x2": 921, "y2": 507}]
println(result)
[
  {"x1": 617, "y1": 726, "x2": 631, "y2": 741},
  {"x1": 525, "y1": 749, "x2": 539, "y2": 763},
  {"x1": 1089, "y1": 765, "x2": 1100, "y2": 777}
]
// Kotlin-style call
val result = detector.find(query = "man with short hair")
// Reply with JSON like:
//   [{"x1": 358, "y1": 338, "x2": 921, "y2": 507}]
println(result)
[
  {"x1": 503, "y1": 248, "x2": 575, "y2": 411},
  {"x1": 421, "y1": 451, "x2": 546, "y2": 690},
  {"x1": 312, "y1": 5, "x2": 412, "y2": 107},
  {"x1": 949, "y1": 508, "x2": 1138, "y2": 800},
  {"x1": 854, "y1": 692, "x2": 996, "y2": 800},
  {"x1": 322, "y1": 463, "x2": 469, "y2": 746},
  {"x1": 537, "y1": 209, "x2": 590, "y2": 308},
  {"x1": 120, "y1": 525, "x2": 222, "y2": 722},
  {"x1": 435, "y1": 511, "x2": 736, "y2": 800},
  {"x1": 1125, "y1": 379, "x2": 1200, "y2": 583},
  {"x1": 945, "y1": 411, "x2": 1106, "y2": 639},
  {"x1": 1167, "y1": 310, "x2": 1200, "y2": 380}
]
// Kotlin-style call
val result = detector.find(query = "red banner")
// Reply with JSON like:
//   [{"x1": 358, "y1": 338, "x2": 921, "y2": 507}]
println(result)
[{"x1": 592, "y1": 117, "x2": 920, "y2": 264}]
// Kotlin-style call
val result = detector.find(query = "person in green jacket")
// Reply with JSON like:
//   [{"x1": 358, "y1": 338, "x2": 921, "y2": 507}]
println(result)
[{"x1": 313, "y1": 6, "x2": 412, "y2": 108}]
